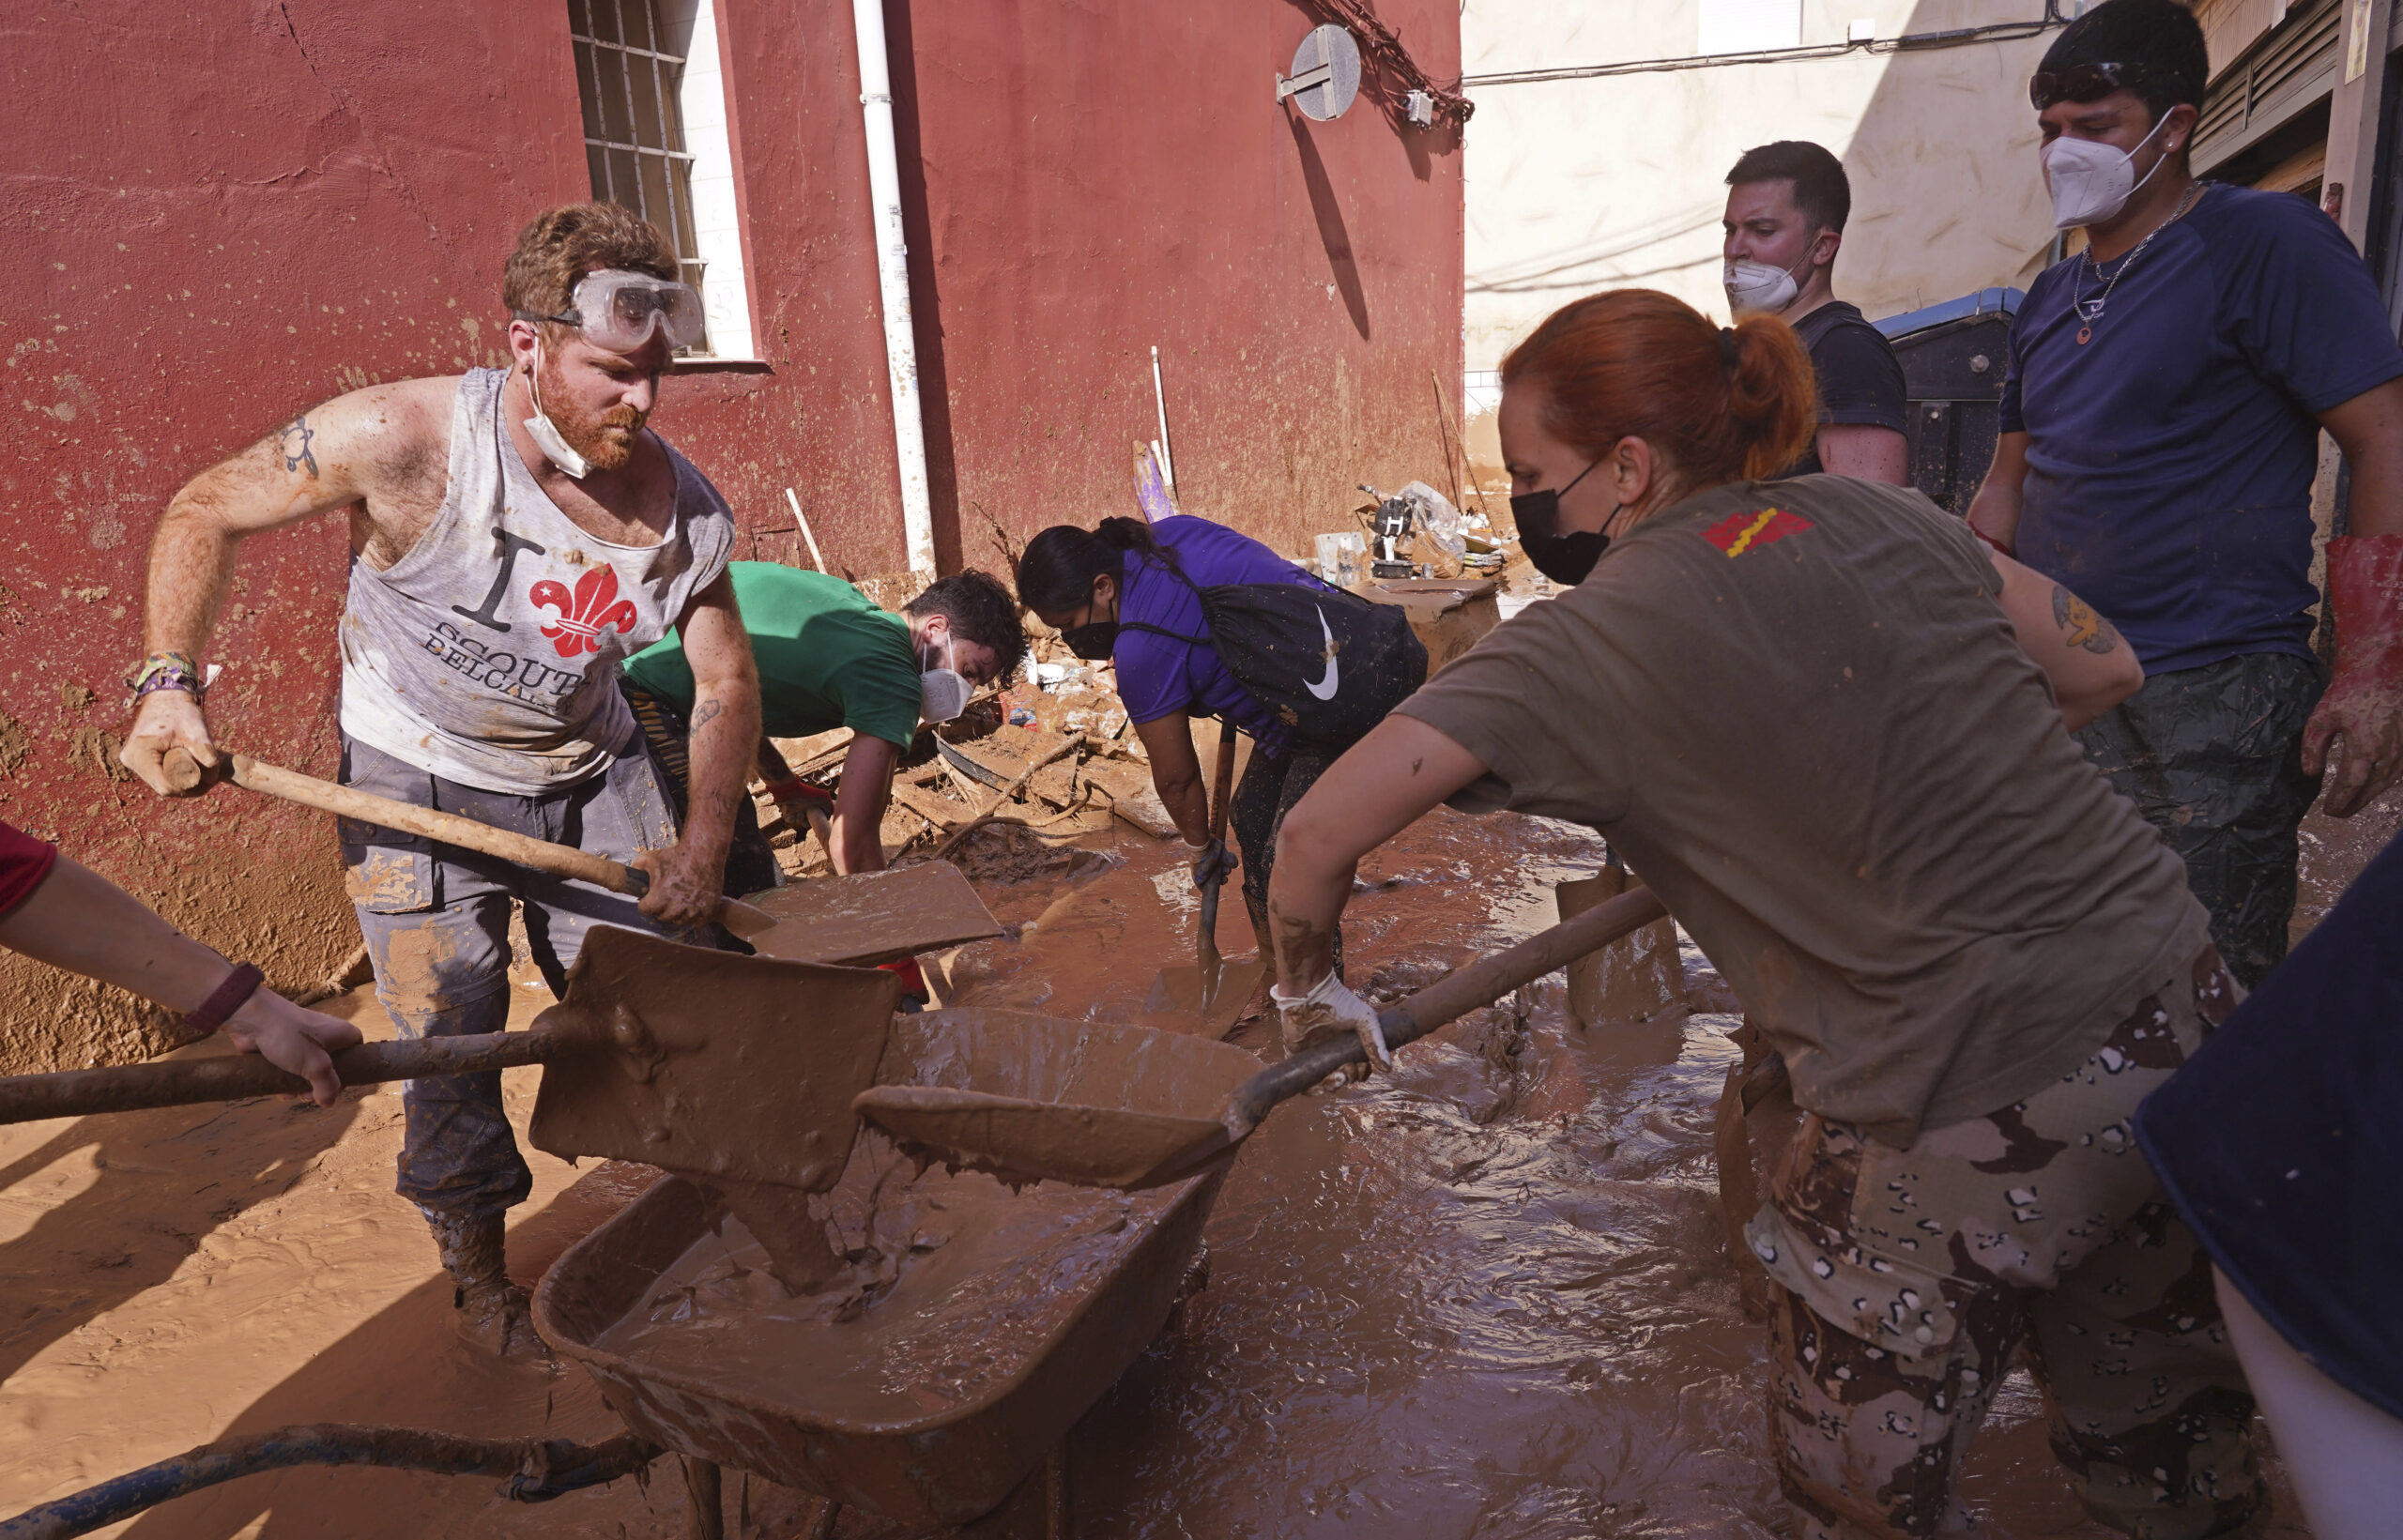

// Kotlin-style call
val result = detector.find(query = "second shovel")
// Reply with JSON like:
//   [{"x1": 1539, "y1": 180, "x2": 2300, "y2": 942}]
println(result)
[{"x1": 1143, "y1": 719, "x2": 1265, "y2": 1036}]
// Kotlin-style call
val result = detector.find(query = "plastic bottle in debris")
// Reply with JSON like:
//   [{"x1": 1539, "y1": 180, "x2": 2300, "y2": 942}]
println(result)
[{"x1": 1399, "y1": 481, "x2": 1468, "y2": 579}]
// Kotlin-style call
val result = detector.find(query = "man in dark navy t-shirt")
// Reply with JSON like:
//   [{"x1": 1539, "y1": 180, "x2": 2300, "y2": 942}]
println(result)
[
  {"x1": 1968, "y1": 0, "x2": 2403, "y2": 986},
  {"x1": 1722, "y1": 141, "x2": 1910, "y2": 482}
]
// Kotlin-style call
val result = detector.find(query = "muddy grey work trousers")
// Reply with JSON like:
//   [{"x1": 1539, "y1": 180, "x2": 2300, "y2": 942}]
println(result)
[{"x1": 338, "y1": 733, "x2": 701, "y2": 1225}]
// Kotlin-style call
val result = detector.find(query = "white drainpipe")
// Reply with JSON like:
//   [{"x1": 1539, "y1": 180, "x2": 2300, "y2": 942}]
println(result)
[{"x1": 850, "y1": 0, "x2": 937, "y2": 581}]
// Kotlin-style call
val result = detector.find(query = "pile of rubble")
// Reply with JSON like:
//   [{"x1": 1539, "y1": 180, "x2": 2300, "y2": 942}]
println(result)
[{"x1": 750, "y1": 645, "x2": 1175, "y2": 882}]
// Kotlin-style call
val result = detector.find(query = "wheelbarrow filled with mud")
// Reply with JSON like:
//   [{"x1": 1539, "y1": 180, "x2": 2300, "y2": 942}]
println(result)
[{"x1": 533, "y1": 1007, "x2": 1259, "y2": 1531}]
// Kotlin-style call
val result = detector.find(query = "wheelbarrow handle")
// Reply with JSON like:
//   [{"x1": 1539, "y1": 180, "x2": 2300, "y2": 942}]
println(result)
[
  {"x1": 218, "y1": 754, "x2": 775, "y2": 943},
  {"x1": 0, "y1": 1029, "x2": 559, "y2": 1126},
  {"x1": 1222, "y1": 885, "x2": 1669, "y2": 1135}
]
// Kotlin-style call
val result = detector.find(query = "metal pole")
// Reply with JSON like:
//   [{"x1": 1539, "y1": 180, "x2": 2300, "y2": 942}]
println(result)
[
  {"x1": 1150, "y1": 345, "x2": 1176, "y2": 494},
  {"x1": 850, "y1": 0, "x2": 939, "y2": 581}
]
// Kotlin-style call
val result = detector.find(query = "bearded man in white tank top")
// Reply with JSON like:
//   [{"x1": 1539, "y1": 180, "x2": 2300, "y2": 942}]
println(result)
[{"x1": 119, "y1": 205, "x2": 761, "y2": 1356}]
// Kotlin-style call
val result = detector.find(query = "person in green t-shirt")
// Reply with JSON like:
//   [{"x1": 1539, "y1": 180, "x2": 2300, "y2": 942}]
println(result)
[{"x1": 621, "y1": 563, "x2": 1025, "y2": 883}]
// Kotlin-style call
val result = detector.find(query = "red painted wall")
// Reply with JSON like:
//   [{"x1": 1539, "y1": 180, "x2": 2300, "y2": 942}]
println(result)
[{"x1": 0, "y1": 0, "x2": 1462, "y2": 1070}]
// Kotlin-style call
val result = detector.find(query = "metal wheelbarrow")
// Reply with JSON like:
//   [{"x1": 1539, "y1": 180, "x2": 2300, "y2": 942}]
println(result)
[{"x1": 530, "y1": 1008, "x2": 1264, "y2": 1530}]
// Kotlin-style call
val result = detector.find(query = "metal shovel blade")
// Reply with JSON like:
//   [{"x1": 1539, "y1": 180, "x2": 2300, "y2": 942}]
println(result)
[
  {"x1": 1142, "y1": 954, "x2": 1270, "y2": 1037},
  {"x1": 852, "y1": 1008, "x2": 1265, "y2": 1189},
  {"x1": 527, "y1": 924, "x2": 898, "y2": 1192},
  {"x1": 1556, "y1": 868, "x2": 1687, "y2": 1027},
  {"x1": 1142, "y1": 854, "x2": 1263, "y2": 1037},
  {"x1": 742, "y1": 861, "x2": 1002, "y2": 968}
]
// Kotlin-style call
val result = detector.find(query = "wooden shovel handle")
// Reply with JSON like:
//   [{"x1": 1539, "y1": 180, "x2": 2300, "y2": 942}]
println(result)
[
  {"x1": 1197, "y1": 720, "x2": 1239, "y2": 959},
  {"x1": 1206, "y1": 719, "x2": 1238, "y2": 845},
  {"x1": 230, "y1": 755, "x2": 640, "y2": 892},
  {"x1": 0, "y1": 1029, "x2": 557, "y2": 1125},
  {"x1": 226, "y1": 755, "x2": 776, "y2": 942}
]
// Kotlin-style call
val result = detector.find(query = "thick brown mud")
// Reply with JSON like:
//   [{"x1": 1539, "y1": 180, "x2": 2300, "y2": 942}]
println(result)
[
  {"x1": 593, "y1": 1141, "x2": 1184, "y2": 1421},
  {"x1": 3, "y1": 788, "x2": 2360, "y2": 1536}
]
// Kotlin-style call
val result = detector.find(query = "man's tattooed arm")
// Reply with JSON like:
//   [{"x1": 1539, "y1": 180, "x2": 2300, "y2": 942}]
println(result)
[{"x1": 279, "y1": 417, "x2": 320, "y2": 479}]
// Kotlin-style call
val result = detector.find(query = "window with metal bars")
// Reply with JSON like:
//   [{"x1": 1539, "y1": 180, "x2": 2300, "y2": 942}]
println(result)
[{"x1": 571, "y1": 0, "x2": 712, "y2": 354}]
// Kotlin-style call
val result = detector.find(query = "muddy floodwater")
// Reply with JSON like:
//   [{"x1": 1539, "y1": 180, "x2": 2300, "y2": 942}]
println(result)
[{"x1": 1, "y1": 792, "x2": 2351, "y2": 1537}]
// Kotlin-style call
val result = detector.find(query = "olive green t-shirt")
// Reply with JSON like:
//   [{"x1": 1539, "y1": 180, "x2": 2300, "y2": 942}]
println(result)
[
  {"x1": 621, "y1": 562, "x2": 923, "y2": 748},
  {"x1": 1398, "y1": 476, "x2": 2208, "y2": 1144}
]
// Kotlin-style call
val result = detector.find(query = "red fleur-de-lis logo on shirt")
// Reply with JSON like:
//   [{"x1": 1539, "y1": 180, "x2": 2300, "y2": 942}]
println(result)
[{"x1": 529, "y1": 566, "x2": 639, "y2": 658}]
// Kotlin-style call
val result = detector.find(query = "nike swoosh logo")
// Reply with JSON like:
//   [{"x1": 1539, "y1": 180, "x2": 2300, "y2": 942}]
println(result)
[{"x1": 1305, "y1": 606, "x2": 1339, "y2": 701}]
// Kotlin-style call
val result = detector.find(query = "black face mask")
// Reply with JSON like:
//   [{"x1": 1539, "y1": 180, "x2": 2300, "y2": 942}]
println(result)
[
  {"x1": 1510, "y1": 457, "x2": 1614, "y2": 586},
  {"x1": 1061, "y1": 621, "x2": 1119, "y2": 660},
  {"x1": 1518, "y1": 527, "x2": 1613, "y2": 586}
]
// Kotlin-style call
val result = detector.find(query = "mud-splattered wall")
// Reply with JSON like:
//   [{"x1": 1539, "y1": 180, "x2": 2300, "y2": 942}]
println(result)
[{"x1": 0, "y1": 1, "x2": 1462, "y2": 1072}]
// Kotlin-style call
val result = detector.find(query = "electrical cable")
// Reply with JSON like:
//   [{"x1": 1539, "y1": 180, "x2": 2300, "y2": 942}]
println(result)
[
  {"x1": 1458, "y1": 1, "x2": 2070, "y2": 91},
  {"x1": 0, "y1": 1426, "x2": 664, "y2": 1539},
  {"x1": 1304, "y1": 0, "x2": 1476, "y2": 125}
]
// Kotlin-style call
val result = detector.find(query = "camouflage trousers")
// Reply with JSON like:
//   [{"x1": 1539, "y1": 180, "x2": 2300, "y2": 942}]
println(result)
[{"x1": 1743, "y1": 951, "x2": 2265, "y2": 1539}]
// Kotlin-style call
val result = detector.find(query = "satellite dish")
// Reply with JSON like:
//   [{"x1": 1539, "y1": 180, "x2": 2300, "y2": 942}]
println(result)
[{"x1": 1278, "y1": 24, "x2": 1361, "y2": 121}]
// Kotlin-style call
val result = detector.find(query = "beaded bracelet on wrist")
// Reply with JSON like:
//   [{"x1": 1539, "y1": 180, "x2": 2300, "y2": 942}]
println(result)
[{"x1": 130, "y1": 669, "x2": 207, "y2": 704}]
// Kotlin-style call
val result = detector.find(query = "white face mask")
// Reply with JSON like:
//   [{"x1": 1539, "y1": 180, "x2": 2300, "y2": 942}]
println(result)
[
  {"x1": 2042, "y1": 113, "x2": 2174, "y2": 231},
  {"x1": 919, "y1": 633, "x2": 972, "y2": 724},
  {"x1": 1723, "y1": 252, "x2": 1810, "y2": 317},
  {"x1": 523, "y1": 341, "x2": 590, "y2": 479}
]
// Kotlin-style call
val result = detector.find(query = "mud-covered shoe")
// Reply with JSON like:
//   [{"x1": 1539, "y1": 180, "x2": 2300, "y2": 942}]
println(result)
[
  {"x1": 453, "y1": 1276, "x2": 544, "y2": 1359},
  {"x1": 422, "y1": 1207, "x2": 547, "y2": 1361}
]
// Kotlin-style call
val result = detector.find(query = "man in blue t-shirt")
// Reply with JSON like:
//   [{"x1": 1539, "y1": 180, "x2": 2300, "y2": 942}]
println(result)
[{"x1": 1967, "y1": 0, "x2": 2403, "y2": 986}]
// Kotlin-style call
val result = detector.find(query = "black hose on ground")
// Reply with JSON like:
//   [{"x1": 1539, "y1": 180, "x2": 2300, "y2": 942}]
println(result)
[{"x1": 0, "y1": 1424, "x2": 664, "y2": 1540}]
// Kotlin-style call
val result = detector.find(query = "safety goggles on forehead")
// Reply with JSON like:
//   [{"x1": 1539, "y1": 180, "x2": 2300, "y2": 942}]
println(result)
[
  {"x1": 515, "y1": 268, "x2": 706, "y2": 353},
  {"x1": 2028, "y1": 60, "x2": 2168, "y2": 111}
]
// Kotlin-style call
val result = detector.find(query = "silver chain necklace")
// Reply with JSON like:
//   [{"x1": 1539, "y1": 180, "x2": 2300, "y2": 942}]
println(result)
[{"x1": 2072, "y1": 181, "x2": 2205, "y2": 345}]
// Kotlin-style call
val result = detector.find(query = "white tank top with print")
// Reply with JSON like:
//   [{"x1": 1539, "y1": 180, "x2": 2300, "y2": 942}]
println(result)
[{"x1": 338, "y1": 367, "x2": 735, "y2": 795}]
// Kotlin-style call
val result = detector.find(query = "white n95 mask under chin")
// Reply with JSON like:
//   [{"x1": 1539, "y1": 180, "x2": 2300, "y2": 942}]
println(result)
[
  {"x1": 523, "y1": 343, "x2": 590, "y2": 479},
  {"x1": 2042, "y1": 114, "x2": 2173, "y2": 230},
  {"x1": 920, "y1": 668, "x2": 972, "y2": 724},
  {"x1": 919, "y1": 636, "x2": 972, "y2": 724},
  {"x1": 1723, "y1": 256, "x2": 1803, "y2": 317}
]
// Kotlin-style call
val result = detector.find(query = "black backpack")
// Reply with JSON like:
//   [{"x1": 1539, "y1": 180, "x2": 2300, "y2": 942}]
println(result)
[{"x1": 1125, "y1": 572, "x2": 1427, "y2": 753}]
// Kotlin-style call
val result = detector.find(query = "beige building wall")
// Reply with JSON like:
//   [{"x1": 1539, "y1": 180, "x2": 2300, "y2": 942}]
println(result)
[{"x1": 1460, "y1": 1, "x2": 2071, "y2": 465}]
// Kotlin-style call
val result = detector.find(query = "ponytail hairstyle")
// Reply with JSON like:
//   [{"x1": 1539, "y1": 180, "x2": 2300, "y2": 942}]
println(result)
[
  {"x1": 1015, "y1": 516, "x2": 1182, "y2": 617},
  {"x1": 1499, "y1": 289, "x2": 1817, "y2": 488}
]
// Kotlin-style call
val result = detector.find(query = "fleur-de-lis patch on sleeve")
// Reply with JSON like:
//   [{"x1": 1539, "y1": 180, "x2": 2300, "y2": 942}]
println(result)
[{"x1": 530, "y1": 566, "x2": 640, "y2": 657}]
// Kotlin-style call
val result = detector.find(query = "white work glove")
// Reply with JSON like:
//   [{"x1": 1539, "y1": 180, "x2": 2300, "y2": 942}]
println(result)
[{"x1": 1271, "y1": 970, "x2": 1392, "y2": 1072}]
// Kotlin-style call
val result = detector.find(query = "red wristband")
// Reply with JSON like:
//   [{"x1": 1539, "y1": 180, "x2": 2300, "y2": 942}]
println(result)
[
  {"x1": 186, "y1": 963, "x2": 264, "y2": 1035},
  {"x1": 1968, "y1": 524, "x2": 2014, "y2": 559}
]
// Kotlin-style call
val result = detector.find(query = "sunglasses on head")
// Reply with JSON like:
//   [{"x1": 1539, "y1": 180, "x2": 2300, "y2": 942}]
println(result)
[{"x1": 2028, "y1": 60, "x2": 2163, "y2": 110}]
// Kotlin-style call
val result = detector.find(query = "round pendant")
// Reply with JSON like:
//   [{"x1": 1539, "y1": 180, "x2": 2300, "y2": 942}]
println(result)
[{"x1": 2076, "y1": 325, "x2": 2092, "y2": 345}]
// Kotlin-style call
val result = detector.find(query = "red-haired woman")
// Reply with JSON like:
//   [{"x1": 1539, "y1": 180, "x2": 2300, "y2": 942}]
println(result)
[{"x1": 1264, "y1": 291, "x2": 2264, "y2": 1539}]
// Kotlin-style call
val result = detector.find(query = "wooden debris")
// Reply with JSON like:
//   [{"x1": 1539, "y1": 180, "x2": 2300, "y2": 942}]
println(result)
[
  {"x1": 769, "y1": 727, "x2": 855, "y2": 781},
  {"x1": 891, "y1": 782, "x2": 972, "y2": 831},
  {"x1": 1080, "y1": 758, "x2": 1179, "y2": 840},
  {"x1": 929, "y1": 736, "x2": 1089, "y2": 860}
]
